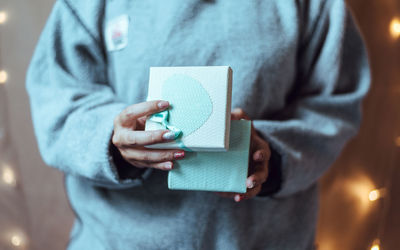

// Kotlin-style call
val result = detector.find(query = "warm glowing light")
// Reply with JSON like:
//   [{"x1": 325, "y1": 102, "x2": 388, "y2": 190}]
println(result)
[
  {"x1": 2, "y1": 165, "x2": 16, "y2": 187},
  {"x1": 10, "y1": 235, "x2": 22, "y2": 247},
  {"x1": 6, "y1": 229, "x2": 28, "y2": 249},
  {"x1": 317, "y1": 239, "x2": 335, "y2": 250},
  {"x1": 371, "y1": 239, "x2": 381, "y2": 250},
  {"x1": 8, "y1": 231, "x2": 27, "y2": 248},
  {"x1": 395, "y1": 136, "x2": 400, "y2": 147},
  {"x1": 369, "y1": 188, "x2": 386, "y2": 202},
  {"x1": 369, "y1": 190, "x2": 380, "y2": 201},
  {"x1": 0, "y1": 70, "x2": 8, "y2": 84},
  {"x1": 343, "y1": 173, "x2": 375, "y2": 215},
  {"x1": 0, "y1": 11, "x2": 7, "y2": 24},
  {"x1": 390, "y1": 17, "x2": 400, "y2": 39},
  {"x1": 371, "y1": 245, "x2": 380, "y2": 250}
]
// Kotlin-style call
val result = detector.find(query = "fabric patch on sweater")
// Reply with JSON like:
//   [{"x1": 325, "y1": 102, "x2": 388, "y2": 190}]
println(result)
[{"x1": 105, "y1": 14, "x2": 129, "y2": 51}]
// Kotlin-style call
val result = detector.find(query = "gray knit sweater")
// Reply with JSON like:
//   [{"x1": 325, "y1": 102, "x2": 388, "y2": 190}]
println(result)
[{"x1": 26, "y1": 0, "x2": 370, "y2": 249}]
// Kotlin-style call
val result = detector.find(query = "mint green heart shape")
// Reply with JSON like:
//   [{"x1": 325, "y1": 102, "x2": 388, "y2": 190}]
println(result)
[{"x1": 162, "y1": 74, "x2": 213, "y2": 137}]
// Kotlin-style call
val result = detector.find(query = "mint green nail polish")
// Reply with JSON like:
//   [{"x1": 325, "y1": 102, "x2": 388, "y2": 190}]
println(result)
[{"x1": 163, "y1": 131, "x2": 176, "y2": 140}]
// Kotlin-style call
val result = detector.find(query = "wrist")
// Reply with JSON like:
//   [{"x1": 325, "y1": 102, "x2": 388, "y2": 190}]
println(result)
[
  {"x1": 109, "y1": 142, "x2": 146, "y2": 180},
  {"x1": 257, "y1": 144, "x2": 282, "y2": 197}
]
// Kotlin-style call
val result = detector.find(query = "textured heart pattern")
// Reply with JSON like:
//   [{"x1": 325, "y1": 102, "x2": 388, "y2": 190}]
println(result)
[{"x1": 162, "y1": 74, "x2": 213, "y2": 137}]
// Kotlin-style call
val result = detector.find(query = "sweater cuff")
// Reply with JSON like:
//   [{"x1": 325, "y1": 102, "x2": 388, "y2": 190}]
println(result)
[
  {"x1": 109, "y1": 139, "x2": 147, "y2": 180},
  {"x1": 257, "y1": 145, "x2": 282, "y2": 197}
]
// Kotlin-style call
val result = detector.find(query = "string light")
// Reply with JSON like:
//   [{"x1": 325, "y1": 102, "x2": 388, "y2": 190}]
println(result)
[
  {"x1": 8, "y1": 231, "x2": 27, "y2": 248},
  {"x1": 0, "y1": 70, "x2": 8, "y2": 84},
  {"x1": 395, "y1": 136, "x2": 400, "y2": 147},
  {"x1": 369, "y1": 190, "x2": 380, "y2": 201},
  {"x1": 0, "y1": 9, "x2": 30, "y2": 249},
  {"x1": 389, "y1": 17, "x2": 400, "y2": 39},
  {"x1": 370, "y1": 239, "x2": 381, "y2": 250},
  {"x1": 369, "y1": 188, "x2": 386, "y2": 202},
  {"x1": 0, "y1": 11, "x2": 7, "y2": 24},
  {"x1": 371, "y1": 244, "x2": 380, "y2": 250},
  {"x1": 2, "y1": 165, "x2": 17, "y2": 187},
  {"x1": 10, "y1": 235, "x2": 22, "y2": 247},
  {"x1": 344, "y1": 173, "x2": 375, "y2": 215}
]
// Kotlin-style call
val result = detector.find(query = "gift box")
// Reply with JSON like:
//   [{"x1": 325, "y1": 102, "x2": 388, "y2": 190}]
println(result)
[
  {"x1": 168, "y1": 120, "x2": 251, "y2": 193},
  {"x1": 145, "y1": 66, "x2": 233, "y2": 151}
]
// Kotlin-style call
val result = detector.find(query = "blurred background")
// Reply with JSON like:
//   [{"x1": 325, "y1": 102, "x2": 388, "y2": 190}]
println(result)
[{"x1": 0, "y1": 0, "x2": 399, "y2": 249}]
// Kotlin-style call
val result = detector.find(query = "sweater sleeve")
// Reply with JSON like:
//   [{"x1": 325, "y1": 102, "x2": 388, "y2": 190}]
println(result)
[
  {"x1": 252, "y1": 0, "x2": 371, "y2": 198},
  {"x1": 26, "y1": 0, "x2": 151, "y2": 189}
]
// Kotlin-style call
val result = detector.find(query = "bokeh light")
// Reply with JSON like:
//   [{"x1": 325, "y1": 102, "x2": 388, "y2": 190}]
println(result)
[
  {"x1": 395, "y1": 136, "x2": 400, "y2": 147},
  {"x1": 369, "y1": 190, "x2": 380, "y2": 201},
  {"x1": 11, "y1": 235, "x2": 22, "y2": 247},
  {"x1": 2, "y1": 165, "x2": 17, "y2": 187},
  {"x1": 344, "y1": 173, "x2": 376, "y2": 215},
  {"x1": 370, "y1": 239, "x2": 381, "y2": 250},
  {"x1": 369, "y1": 188, "x2": 386, "y2": 202},
  {"x1": 0, "y1": 11, "x2": 7, "y2": 24},
  {"x1": 0, "y1": 70, "x2": 8, "y2": 84},
  {"x1": 10, "y1": 232, "x2": 27, "y2": 248},
  {"x1": 389, "y1": 17, "x2": 400, "y2": 39},
  {"x1": 3, "y1": 230, "x2": 28, "y2": 249},
  {"x1": 371, "y1": 244, "x2": 380, "y2": 250}
]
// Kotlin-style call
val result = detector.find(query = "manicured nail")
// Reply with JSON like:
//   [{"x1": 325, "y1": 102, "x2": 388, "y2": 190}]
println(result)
[
  {"x1": 163, "y1": 131, "x2": 176, "y2": 140},
  {"x1": 164, "y1": 162, "x2": 173, "y2": 170},
  {"x1": 247, "y1": 179, "x2": 256, "y2": 189},
  {"x1": 174, "y1": 151, "x2": 185, "y2": 159},
  {"x1": 158, "y1": 101, "x2": 169, "y2": 109},
  {"x1": 256, "y1": 152, "x2": 264, "y2": 161},
  {"x1": 234, "y1": 194, "x2": 241, "y2": 202}
]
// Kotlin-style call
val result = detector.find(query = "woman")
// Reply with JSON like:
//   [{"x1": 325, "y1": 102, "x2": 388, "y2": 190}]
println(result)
[{"x1": 26, "y1": 0, "x2": 370, "y2": 249}]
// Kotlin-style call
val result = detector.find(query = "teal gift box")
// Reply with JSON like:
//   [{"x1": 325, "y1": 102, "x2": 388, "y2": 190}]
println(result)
[
  {"x1": 168, "y1": 120, "x2": 251, "y2": 193},
  {"x1": 145, "y1": 66, "x2": 232, "y2": 151}
]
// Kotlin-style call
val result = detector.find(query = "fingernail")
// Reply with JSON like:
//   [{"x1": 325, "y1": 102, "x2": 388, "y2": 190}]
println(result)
[
  {"x1": 174, "y1": 151, "x2": 185, "y2": 159},
  {"x1": 234, "y1": 194, "x2": 241, "y2": 202},
  {"x1": 163, "y1": 131, "x2": 176, "y2": 140},
  {"x1": 247, "y1": 179, "x2": 256, "y2": 189},
  {"x1": 256, "y1": 152, "x2": 264, "y2": 161},
  {"x1": 158, "y1": 101, "x2": 169, "y2": 109},
  {"x1": 164, "y1": 162, "x2": 173, "y2": 170}
]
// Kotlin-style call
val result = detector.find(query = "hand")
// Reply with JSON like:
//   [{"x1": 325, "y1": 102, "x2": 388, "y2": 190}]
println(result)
[
  {"x1": 217, "y1": 108, "x2": 271, "y2": 202},
  {"x1": 112, "y1": 100, "x2": 185, "y2": 170}
]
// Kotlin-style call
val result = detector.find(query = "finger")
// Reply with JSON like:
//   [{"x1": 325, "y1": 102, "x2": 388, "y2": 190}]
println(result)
[
  {"x1": 251, "y1": 135, "x2": 271, "y2": 156},
  {"x1": 252, "y1": 149, "x2": 271, "y2": 163},
  {"x1": 240, "y1": 185, "x2": 262, "y2": 201},
  {"x1": 119, "y1": 100, "x2": 170, "y2": 127},
  {"x1": 248, "y1": 148, "x2": 269, "y2": 175},
  {"x1": 113, "y1": 129, "x2": 177, "y2": 148},
  {"x1": 130, "y1": 160, "x2": 174, "y2": 171},
  {"x1": 231, "y1": 108, "x2": 250, "y2": 120},
  {"x1": 247, "y1": 163, "x2": 269, "y2": 188},
  {"x1": 123, "y1": 148, "x2": 185, "y2": 163}
]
